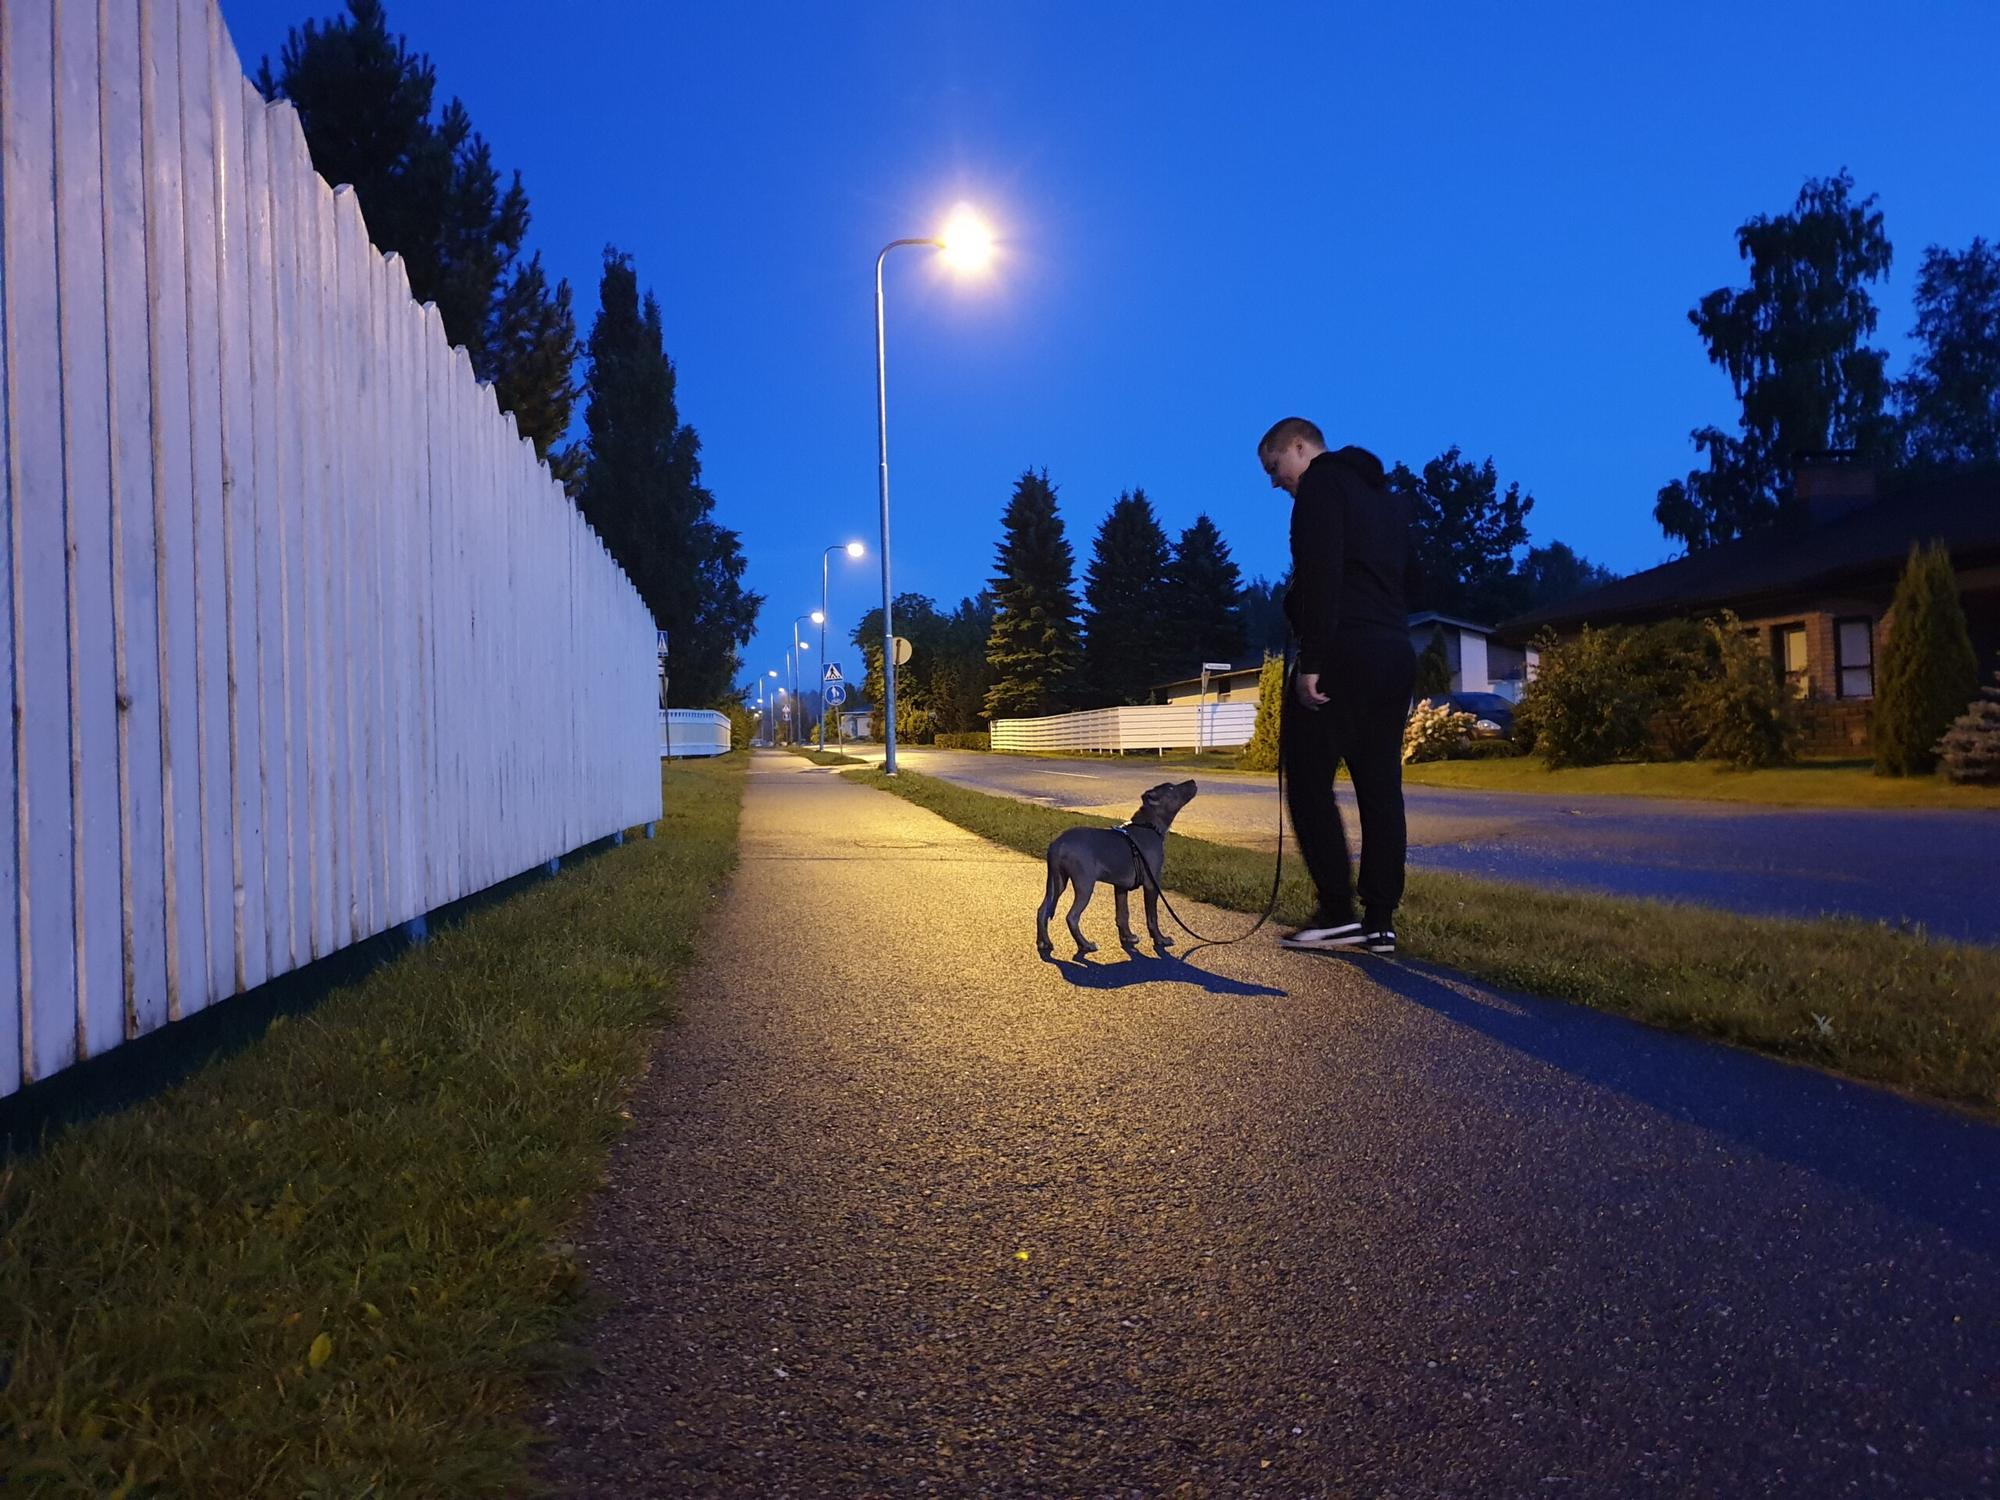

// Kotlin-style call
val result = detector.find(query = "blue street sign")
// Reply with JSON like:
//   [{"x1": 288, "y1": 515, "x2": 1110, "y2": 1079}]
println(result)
[
  {"x1": 824, "y1": 681, "x2": 847, "y2": 707},
  {"x1": 823, "y1": 661, "x2": 844, "y2": 684}
]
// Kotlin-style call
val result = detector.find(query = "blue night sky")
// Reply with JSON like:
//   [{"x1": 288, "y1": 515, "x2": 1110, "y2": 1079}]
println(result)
[{"x1": 217, "y1": 0, "x2": 2000, "y2": 695}]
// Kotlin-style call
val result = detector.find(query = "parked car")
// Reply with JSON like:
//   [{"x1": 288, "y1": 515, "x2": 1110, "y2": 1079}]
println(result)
[{"x1": 1419, "y1": 692, "x2": 1516, "y2": 739}]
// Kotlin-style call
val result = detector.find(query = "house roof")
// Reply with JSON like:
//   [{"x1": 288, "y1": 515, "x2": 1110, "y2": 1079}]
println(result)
[
  {"x1": 1497, "y1": 469, "x2": 2000, "y2": 642},
  {"x1": 1152, "y1": 659, "x2": 1268, "y2": 693},
  {"x1": 1407, "y1": 611, "x2": 1497, "y2": 635}
]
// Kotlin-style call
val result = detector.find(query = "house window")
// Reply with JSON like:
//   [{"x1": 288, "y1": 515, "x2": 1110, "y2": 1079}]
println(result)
[
  {"x1": 1835, "y1": 616, "x2": 1874, "y2": 699},
  {"x1": 1773, "y1": 623, "x2": 1808, "y2": 697}
]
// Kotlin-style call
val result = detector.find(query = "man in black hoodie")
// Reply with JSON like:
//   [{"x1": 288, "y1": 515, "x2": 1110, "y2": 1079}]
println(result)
[{"x1": 1257, "y1": 416, "x2": 1417, "y2": 954}]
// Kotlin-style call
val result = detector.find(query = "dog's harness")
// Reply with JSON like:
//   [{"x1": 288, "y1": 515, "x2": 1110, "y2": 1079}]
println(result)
[{"x1": 1112, "y1": 823, "x2": 1154, "y2": 889}]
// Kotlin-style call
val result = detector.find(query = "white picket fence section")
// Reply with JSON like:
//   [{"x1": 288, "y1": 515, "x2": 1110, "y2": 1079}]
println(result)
[
  {"x1": 0, "y1": 0, "x2": 659, "y2": 1099},
  {"x1": 990, "y1": 703, "x2": 1259, "y2": 753},
  {"x1": 660, "y1": 709, "x2": 731, "y2": 758}
]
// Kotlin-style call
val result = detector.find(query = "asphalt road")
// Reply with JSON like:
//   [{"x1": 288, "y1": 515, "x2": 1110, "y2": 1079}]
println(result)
[
  {"x1": 535, "y1": 752, "x2": 2000, "y2": 1497},
  {"x1": 852, "y1": 746, "x2": 2000, "y2": 945}
]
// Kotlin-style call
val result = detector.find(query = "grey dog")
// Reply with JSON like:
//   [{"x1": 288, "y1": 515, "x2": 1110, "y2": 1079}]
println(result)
[{"x1": 1036, "y1": 780, "x2": 1198, "y2": 958}]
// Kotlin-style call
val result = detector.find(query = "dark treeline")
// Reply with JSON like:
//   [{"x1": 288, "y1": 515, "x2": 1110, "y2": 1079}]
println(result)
[{"x1": 260, "y1": 0, "x2": 758, "y2": 701}]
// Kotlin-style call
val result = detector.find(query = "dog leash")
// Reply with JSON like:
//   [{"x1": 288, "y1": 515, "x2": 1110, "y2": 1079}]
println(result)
[{"x1": 1111, "y1": 737, "x2": 1289, "y2": 948}]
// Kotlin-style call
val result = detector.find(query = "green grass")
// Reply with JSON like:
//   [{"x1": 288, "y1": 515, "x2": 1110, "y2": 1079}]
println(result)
[
  {"x1": 784, "y1": 745, "x2": 866, "y2": 766},
  {"x1": 845, "y1": 766, "x2": 2000, "y2": 1115},
  {"x1": 0, "y1": 753, "x2": 748, "y2": 1498},
  {"x1": 1397, "y1": 754, "x2": 2000, "y2": 810},
  {"x1": 954, "y1": 743, "x2": 2000, "y2": 811}
]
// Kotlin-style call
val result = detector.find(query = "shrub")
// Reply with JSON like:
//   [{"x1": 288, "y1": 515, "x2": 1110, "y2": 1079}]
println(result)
[
  {"x1": 1522, "y1": 616, "x2": 1797, "y2": 768},
  {"x1": 1238, "y1": 654, "x2": 1285, "y2": 771},
  {"x1": 1451, "y1": 737, "x2": 1525, "y2": 759},
  {"x1": 1934, "y1": 669, "x2": 2000, "y2": 784},
  {"x1": 934, "y1": 731, "x2": 991, "y2": 751},
  {"x1": 723, "y1": 702, "x2": 756, "y2": 749},
  {"x1": 1874, "y1": 541, "x2": 1981, "y2": 776},
  {"x1": 1403, "y1": 700, "x2": 1476, "y2": 763},
  {"x1": 1687, "y1": 612, "x2": 1799, "y2": 768}
]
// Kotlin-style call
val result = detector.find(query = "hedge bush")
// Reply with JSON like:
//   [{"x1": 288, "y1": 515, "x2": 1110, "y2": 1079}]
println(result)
[
  {"x1": 1238, "y1": 654, "x2": 1285, "y2": 771},
  {"x1": 934, "y1": 731, "x2": 991, "y2": 751},
  {"x1": 1451, "y1": 737, "x2": 1526, "y2": 759},
  {"x1": 1522, "y1": 613, "x2": 1798, "y2": 769},
  {"x1": 1403, "y1": 700, "x2": 1477, "y2": 763}
]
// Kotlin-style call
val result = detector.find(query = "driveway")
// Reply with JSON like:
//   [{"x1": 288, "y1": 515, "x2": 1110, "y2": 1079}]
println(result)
[{"x1": 852, "y1": 747, "x2": 2000, "y2": 944}]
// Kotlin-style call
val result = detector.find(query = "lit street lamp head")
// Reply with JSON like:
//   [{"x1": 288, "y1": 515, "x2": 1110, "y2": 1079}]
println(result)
[
  {"x1": 937, "y1": 206, "x2": 994, "y2": 274},
  {"x1": 811, "y1": 610, "x2": 825, "y2": 624},
  {"x1": 845, "y1": 540, "x2": 865, "y2": 558}
]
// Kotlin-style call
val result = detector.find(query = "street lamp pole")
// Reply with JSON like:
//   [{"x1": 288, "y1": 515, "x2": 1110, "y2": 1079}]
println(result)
[
  {"x1": 791, "y1": 613, "x2": 819, "y2": 745},
  {"x1": 874, "y1": 239, "x2": 937, "y2": 777},
  {"x1": 874, "y1": 210, "x2": 992, "y2": 776},
  {"x1": 820, "y1": 541, "x2": 864, "y2": 750}
]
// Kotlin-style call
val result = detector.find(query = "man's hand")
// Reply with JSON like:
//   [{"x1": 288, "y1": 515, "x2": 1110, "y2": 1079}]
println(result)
[{"x1": 1294, "y1": 671, "x2": 1329, "y2": 708}]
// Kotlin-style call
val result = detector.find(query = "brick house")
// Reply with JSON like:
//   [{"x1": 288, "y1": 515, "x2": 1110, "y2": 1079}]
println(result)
[{"x1": 1495, "y1": 460, "x2": 2000, "y2": 754}]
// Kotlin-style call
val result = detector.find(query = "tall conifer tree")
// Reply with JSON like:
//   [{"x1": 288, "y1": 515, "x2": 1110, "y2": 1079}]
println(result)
[
  {"x1": 578, "y1": 250, "x2": 759, "y2": 703},
  {"x1": 1080, "y1": 490, "x2": 1176, "y2": 706},
  {"x1": 258, "y1": 1, "x2": 577, "y2": 464},
  {"x1": 985, "y1": 470, "x2": 1082, "y2": 720},
  {"x1": 1163, "y1": 514, "x2": 1248, "y2": 673}
]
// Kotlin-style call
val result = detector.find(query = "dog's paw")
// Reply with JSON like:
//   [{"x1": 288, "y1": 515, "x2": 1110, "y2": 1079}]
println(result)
[
  {"x1": 1119, "y1": 935, "x2": 1142, "y2": 952},
  {"x1": 1073, "y1": 940, "x2": 1097, "y2": 957},
  {"x1": 1152, "y1": 933, "x2": 1175, "y2": 950}
]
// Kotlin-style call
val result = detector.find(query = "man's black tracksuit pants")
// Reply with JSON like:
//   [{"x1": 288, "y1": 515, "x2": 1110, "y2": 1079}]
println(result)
[{"x1": 1281, "y1": 631, "x2": 1416, "y2": 927}]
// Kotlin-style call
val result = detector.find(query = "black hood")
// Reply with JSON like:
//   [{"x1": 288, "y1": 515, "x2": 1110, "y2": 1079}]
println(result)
[{"x1": 1326, "y1": 445, "x2": 1386, "y2": 488}]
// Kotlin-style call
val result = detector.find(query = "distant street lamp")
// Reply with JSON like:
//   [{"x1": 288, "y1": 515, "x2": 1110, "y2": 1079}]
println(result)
[
  {"x1": 874, "y1": 205, "x2": 993, "y2": 775},
  {"x1": 791, "y1": 612, "x2": 822, "y2": 744},
  {"x1": 820, "y1": 541, "x2": 865, "y2": 749},
  {"x1": 765, "y1": 668, "x2": 779, "y2": 745}
]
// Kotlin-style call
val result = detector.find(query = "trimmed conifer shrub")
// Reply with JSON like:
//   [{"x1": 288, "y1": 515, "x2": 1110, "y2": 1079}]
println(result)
[
  {"x1": 1873, "y1": 542, "x2": 1980, "y2": 775},
  {"x1": 1934, "y1": 670, "x2": 2000, "y2": 784},
  {"x1": 1238, "y1": 654, "x2": 1285, "y2": 771}
]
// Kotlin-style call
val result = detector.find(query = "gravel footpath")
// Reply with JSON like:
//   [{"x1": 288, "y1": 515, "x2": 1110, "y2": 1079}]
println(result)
[{"x1": 532, "y1": 752, "x2": 2000, "y2": 1497}]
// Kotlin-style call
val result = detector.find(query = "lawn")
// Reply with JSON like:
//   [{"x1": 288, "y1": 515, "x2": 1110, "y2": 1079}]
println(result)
[
  {"x1": 846, "y1": 765, "x2": 2000, "y2": 1117},
  {"x1": 0, "y1": 753, "x2": 748, "y2": 1498}
]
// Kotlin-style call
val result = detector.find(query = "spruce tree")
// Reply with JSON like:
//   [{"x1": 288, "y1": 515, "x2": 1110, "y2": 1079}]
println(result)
[
  {"x1": 984, "y1": 470, "x2": 1082, "y2": 720},
  {"x1": 489, "y1": 253, "x2": 581, "y2": 483},
  {"x1": 1934, "y1": 670, "x2": 2000, "y2": 784},
  {"x1": 577, "y1": 250, "x2": 760, "y2": 704},
  {"x1": 1873, "y1": 542, "x2": 1980, "y2": 775},
  {"x1": 1080, "y1": 490, "x2": 1175, "y2": 706},
  {"x1": 259, "y1": 1, "x2": 577, "y2": 460},
  {"x1": 1163, "y1": 514, "x2": 1248, "y2": 675}
]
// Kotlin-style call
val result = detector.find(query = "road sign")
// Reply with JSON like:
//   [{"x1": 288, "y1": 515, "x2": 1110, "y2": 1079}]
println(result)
[
  {"x1": 823, "y1": 661, "x2": 844, "y2": 684},
  {"x1": 824, "y1": 681, "x2": 847, "y2": 707},
  {"x1": 892, "y1": 635, "x2": 912, "y2": 666}
]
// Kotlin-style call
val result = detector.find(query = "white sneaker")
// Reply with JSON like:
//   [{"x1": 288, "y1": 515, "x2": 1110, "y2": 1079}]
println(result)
[{"x1": 1280, "y1": 917, "x2": 1366, "y2": 950}]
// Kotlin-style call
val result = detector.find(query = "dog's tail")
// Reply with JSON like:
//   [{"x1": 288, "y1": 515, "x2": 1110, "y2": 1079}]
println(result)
[{"x1": 1041, "y1": 846, "x2": 1063, "y2": 911}]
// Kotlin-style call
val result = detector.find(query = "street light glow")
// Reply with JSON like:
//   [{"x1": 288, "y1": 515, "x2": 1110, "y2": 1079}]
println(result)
[
  {"x1": 811, "y1": 610, "x2": 825, "y2": 624},
  {"x1": 938, "y1": 206, "x2": 994, "y2": 273},
  {"x1": 845, "y1": 540, "x2": 865, "y2": 558}
]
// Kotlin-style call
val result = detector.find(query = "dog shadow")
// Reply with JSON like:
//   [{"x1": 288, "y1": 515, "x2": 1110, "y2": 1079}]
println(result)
[{"x1": 1044, "y1": 948, "x2": 1286, "y2": 998}]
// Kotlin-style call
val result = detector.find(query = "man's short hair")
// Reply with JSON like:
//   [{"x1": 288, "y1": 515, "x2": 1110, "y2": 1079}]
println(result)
[{"x1": 1258, "y1": 416, "x2": 1325, "y2": 454}]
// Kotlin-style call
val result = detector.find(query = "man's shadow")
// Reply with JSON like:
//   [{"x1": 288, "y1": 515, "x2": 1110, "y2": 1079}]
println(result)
[
  {"x1": 1360, "y1": 955, "x2": 2000, "y2": 1256},
  {"x1": 1045, "y1": 948, "x2": 1286, "y2": 998}
]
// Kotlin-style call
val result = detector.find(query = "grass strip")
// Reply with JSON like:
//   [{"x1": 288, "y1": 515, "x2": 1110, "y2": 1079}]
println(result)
[
  {"x1": 785, "y1": 746, "x2": 865, "y2": 766},
  {"x1": 845, "y1": 765, "x2": 2000, "y2": 1115},
  {"x1": 946, "y1": 746, "x2": 2000, "y2": 811},
  {"x1": 0, "y1": 752, "x2": 747, "y2": 1497}
]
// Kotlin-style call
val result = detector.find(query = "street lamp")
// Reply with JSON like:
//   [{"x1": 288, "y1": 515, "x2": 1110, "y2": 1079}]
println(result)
[
  {"x1": 874, "y1": 204, "x2": 993, "y2": 775},
  {"x1": 765, "y1": 668, "x2": 778, "y2": 745},
  {"x1": 791, "y1": 612, "x2": 821, "y2": 744},
  {"x1": 820, "y1": 541, "x2": 865, "y2": 749}
]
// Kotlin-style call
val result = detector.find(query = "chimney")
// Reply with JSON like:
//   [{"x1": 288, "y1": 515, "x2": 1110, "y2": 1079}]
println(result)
[{"x1": 1793, "y1": 450, "x2": 1877, "y2": 526}]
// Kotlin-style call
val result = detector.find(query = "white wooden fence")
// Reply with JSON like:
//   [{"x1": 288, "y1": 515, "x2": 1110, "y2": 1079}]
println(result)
[
  {"x1": 661, "y1": 709, "x2": 731, "y2": 758},
  {"x1": 0, "y1": 0, "x2": 659, "y2": 1098},
  {"x1": 990, "y1": 703, "x2": 1258, "y2": 753}
]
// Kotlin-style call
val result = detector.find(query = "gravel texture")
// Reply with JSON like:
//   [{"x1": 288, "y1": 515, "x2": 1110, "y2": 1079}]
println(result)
[{"x1": 532, "y1": 752, "x2": 2000, "y2": 1497}]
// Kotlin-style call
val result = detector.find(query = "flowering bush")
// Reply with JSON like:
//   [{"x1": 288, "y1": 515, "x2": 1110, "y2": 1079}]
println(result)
[{"x1": 1402, "y1": 700, "x2": 1477, "y2": 763}]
